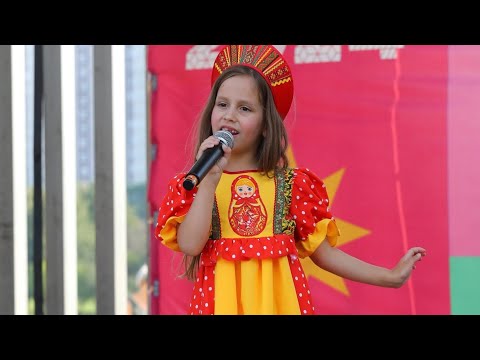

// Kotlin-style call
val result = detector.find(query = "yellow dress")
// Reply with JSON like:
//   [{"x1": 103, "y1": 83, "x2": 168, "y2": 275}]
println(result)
[{"x1": 155, "y1": 168, "x2": 339, "y2": 315}]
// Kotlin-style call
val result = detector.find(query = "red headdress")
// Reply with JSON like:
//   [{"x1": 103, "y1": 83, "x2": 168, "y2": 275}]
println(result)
[{"x1": 211, "y1": 45, "x2": 294, "y2": 120}]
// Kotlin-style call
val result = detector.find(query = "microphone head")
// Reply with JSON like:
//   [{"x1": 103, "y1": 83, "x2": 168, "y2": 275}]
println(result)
[{"x1": 214, "y1": 130, "x2": 234, "y2": 149}]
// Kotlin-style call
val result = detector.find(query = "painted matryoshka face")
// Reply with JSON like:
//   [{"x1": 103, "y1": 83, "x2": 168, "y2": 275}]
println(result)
[{"x1": 236, "y1": 184, "x2": 255, "y2": 198}]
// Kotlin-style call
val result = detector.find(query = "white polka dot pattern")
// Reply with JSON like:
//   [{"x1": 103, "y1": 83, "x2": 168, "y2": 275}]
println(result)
[
  {"x1": 154, "y1": 173, "x2": 198, "y2": 245},
  {"x1": 200, "y1": 234, "x2": 296, "y2": 264},
  {"x1": 190, "y1": 264, "x2": 215, "y2": 315},
  {"x1": 291, "y1": 169, "x2": 333, "y2": 251},
  {"x1": 155, "y1": 168, "x2": 336, "y2": 315}
]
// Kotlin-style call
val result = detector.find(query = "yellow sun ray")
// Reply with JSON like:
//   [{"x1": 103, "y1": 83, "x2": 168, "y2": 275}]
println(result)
[{"x1": 287, "y1": 145, "x2": 371, "y2": 296}]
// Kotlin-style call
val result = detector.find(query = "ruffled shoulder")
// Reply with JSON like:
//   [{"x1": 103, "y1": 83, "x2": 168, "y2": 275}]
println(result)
[
  {"x1": 290, "y1": 168, "x2": 340, "y2": 258},
  {"x1": 154, "y1": 173, "x2": 197, "y2": 251}
]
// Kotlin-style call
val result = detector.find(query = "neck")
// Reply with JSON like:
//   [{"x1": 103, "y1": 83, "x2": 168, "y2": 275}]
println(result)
[{"x1": 224, "y1": 153, "x2": 258, "y2": 172}]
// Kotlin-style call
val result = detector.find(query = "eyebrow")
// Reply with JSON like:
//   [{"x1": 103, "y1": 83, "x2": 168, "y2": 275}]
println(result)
[{"x1": 216, "y1": 96, "x2": 258, "y2": 108}]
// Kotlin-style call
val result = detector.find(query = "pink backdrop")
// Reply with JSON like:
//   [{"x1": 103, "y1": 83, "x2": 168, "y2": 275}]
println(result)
[{"x1": 148, "y1": 45, "x2": 450, "y2": 314}]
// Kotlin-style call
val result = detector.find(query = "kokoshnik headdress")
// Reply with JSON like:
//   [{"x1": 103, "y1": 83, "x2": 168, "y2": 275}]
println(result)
[{"x1": 211, "y1": 45, "x2": 294, "y2": 120}]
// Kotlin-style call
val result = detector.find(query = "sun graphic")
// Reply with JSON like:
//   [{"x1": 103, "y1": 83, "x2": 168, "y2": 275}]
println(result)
[{"x1": 287, "y1": 145, "x2": 371, "y2": 296}]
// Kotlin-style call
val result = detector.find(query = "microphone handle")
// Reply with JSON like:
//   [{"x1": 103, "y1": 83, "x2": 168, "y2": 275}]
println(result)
[{"x1": 183, "y1": 145, "x2": 224, "y2": 190}]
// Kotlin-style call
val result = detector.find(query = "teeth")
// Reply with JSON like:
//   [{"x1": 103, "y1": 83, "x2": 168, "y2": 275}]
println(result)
[{"x1": 221, "y1": 128, "x2": 238, "y2": 135}]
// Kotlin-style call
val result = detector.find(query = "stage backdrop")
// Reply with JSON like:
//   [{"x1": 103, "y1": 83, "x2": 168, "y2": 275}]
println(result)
[{"x1": 147, "y1": 45, "x2": 478, "y2": 315}]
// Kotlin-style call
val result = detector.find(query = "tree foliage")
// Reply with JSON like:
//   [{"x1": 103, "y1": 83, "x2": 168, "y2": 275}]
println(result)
[{"x1": 27, "y1": 183, "x2": 148, "y2": 315}]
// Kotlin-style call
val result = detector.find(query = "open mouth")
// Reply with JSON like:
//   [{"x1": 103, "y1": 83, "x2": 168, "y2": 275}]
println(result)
[{"x1": 221, "y1": 127, "x2": 239, "y2": 135}]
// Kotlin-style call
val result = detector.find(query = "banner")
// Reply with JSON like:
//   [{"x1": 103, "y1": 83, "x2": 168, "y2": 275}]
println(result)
[{"x1": 147, "y1": 45, "x2": 450, "y2": 314}]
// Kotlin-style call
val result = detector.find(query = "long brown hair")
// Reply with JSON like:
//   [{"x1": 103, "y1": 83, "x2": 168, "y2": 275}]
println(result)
[{"x1": 182, "y1": 65, "x2": 290, "y2": 280}]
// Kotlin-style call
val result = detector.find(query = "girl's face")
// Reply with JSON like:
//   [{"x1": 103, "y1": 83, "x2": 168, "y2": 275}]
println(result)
[{"x1": 211, "y1": 74, "x2": 263, "y2": 158}]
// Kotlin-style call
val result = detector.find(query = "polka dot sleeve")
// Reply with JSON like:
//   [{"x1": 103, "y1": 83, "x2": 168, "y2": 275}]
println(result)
[
  {"x1": 154, "y1": 173, "x2": 197, "y2": 252},
  {"x1": 291, "y1": 168, "x2": 340, "y2": 258}
]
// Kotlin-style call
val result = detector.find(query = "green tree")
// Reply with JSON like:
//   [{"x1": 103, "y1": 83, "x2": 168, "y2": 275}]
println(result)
[{"x1": 28, "y1": 183, "x2": 148, "y2": 315}]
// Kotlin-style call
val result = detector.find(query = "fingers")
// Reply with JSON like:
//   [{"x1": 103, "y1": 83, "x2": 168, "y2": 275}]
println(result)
[
  {"x1": 196, "y1": 136, "x2": 221, "y2": 160},
  {"x1": 411, "y1": 246, "x2": 426, "y2": 255},
  {"x1": 412, "y1": 253, "x2": 422, "y2": 267},
  {"x1": 196, "y1": 136, "x2": 232, "y2": 175},
  {"x1": 222, "y1": 143, "x2": 232, "y2": 158},
  {"x1": 403, "y1": 247, "x2": 426, "y2": 272},
  {"x1": 215, "y1": 145, "x2": 231, "y2": 171},
  {"x1": 405, "y1": 247, "x2": 426, "y2": 260}
]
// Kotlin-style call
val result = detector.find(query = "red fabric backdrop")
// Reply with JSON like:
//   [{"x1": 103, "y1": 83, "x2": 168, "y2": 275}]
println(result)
[{"x1": 147, "y1": 45, "x2": 449, "y2": 315}]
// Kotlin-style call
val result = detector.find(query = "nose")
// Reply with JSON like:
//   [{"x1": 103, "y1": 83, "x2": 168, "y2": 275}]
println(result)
[{"x1": 223, "y1": 107, "x2": 236, "y2": 122}]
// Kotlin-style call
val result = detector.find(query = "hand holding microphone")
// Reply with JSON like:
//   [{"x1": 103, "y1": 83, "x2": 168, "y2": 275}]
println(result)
[{"x1": 183, "y1": 130, "x2": 235, "y2": 190}]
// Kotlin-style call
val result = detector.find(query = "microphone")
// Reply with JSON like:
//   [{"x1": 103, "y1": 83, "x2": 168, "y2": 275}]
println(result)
[{"x1": 182, "y1": 130, "x2": 235, "y2": 191}]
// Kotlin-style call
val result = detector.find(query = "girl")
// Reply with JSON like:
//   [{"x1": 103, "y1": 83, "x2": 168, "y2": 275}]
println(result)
[{"x1": 155, "y1": 45, "x2": 426, "y2": 315}]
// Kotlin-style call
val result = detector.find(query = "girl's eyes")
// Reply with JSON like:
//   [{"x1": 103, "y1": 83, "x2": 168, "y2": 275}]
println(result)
[{"x1": 216, "y1": 103, "x2": 250, "y2": 112}]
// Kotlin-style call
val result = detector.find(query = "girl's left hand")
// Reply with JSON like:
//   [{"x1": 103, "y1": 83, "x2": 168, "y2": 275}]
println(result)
[{"x1": 391, "y1": 247, "x2": 426, "y2": 287}]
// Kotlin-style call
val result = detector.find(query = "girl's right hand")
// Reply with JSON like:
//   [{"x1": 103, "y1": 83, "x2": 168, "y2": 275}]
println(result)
[{"x1": 195, "y1": 135, "x2": 231, "y2": 186}]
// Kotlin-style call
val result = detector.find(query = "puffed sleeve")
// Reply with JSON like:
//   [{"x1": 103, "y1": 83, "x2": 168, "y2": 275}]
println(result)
[
  {"x1": 291, "y1": 168, "x2": 340, "y2": 258},
  {"x1": 154, "y1": 173, "x2": 197, "y2": 252}
]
